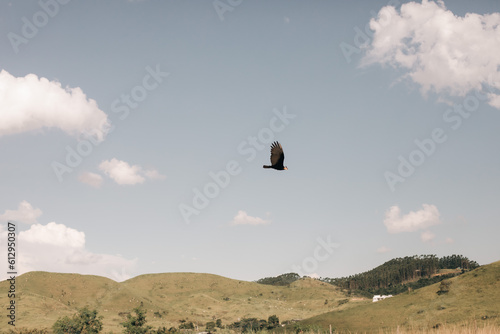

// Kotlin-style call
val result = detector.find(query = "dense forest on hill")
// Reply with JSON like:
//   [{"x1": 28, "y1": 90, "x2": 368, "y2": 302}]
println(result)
[
  {"x1": 323, "y1": 255, "x2": 479, "y2": 296},
  {"x1": 255, "y1": 273, "x2": 301, "y2": 286},
  {"x1": 257, "y1": 255, "x2": 479, "y2": 297}
]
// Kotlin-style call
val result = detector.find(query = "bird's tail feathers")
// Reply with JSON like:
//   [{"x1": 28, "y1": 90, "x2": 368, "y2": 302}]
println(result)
[{"x1": 263, "y1": 165, "x2": 272, "y2": 168}]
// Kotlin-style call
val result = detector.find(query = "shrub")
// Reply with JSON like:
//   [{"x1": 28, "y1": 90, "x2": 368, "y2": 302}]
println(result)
[
  {"x1": 53, "y1": 307, "x2": 103, "y2": 334},
  {"x1": 437, "y1": 280, "x2": 452, "y2": 295},
  {"x1": 206, "y1": 321, "x2": 216, "y2": 332},
  {"x1": 121, "y1": 306, "x2": 152, "y2": 334}
]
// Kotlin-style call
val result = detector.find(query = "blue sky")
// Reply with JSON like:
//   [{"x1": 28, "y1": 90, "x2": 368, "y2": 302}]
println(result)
[{"x1": 0, "y1": 0, "x2": 499, "y2": 282}]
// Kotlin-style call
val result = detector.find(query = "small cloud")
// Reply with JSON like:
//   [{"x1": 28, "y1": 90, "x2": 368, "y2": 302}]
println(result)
[
  {"x1": 78, "y1": 172, "x2": 103, "y2": 188},
  {"x1": 0, "y1": 201, "x2": 42, "y2": 224},
  {"x1": 99, "y1": 158, "x2": 145, "y2": 185},
  {"x1": 230, "y1": 210, "x2": 270, "y2": 226},
  {"x1": 445, "y1": 237, "x2": 454, "y2": 244},
  {"x1": 421, "y1": 230, "x2": 436, "y2": 243},
  {"x1": 21, "y1": 221, "x2": 85, "y2": 248},
  {"x1": 144, "y1": 169, "x2": 166, "y2": 180},
  {"x1": 98, "y1": 158, "x2": 164, "y2": 185},
  {"x1": 284, "y1": 16, "x2": 290, "y2": 24},
  {"x1": 307, "y1": 273, "x2": 319, "y2": 279},
  {"x1": 0, "y1": 70, "x2": 109, "y2": 140},
  {"x1": 377, "y1": 246, "x2": 391, "y2": 253},
  {"x1": 384, "y1": 204, "x2": 442, "y2": 234}
]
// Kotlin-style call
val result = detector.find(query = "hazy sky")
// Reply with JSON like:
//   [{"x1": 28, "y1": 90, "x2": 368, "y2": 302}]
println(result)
[{"x1": 1, "y1": 0, "x2": 499, "y2": 282}]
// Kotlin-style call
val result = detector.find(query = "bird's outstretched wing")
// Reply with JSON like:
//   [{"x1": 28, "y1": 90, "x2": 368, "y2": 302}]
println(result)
[{"x1": 270, "y1": 141, "x2": 285, "y2": 168}]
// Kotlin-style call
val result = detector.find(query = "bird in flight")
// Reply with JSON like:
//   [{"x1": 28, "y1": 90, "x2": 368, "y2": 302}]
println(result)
[{"x1": 263, "y1": 141, "x2": 288, "y2": 170}]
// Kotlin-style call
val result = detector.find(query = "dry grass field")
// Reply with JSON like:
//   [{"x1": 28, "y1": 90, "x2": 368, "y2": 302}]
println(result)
[
  {"x1": 0, "y1": 272, "x2": 347, "y2": 332},
  {"x1": 1, "y1": 261, "x2": 498, "y2": 333}
]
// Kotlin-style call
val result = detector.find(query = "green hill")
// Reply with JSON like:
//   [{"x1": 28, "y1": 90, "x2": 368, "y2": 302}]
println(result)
[
  {"x1": 0, "y1": 272, "x2": 346, "y2": 332},
  {"x1": 321, "y1": 254, "x2": 478, "y2": 297},
  {"x1": 299, "y1": 260, "x2": 500, "y2": 333}
]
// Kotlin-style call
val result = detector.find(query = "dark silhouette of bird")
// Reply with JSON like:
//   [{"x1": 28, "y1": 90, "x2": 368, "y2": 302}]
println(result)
[{"x1": 263, "y1": 141, "x2": 288, "y2": 170}]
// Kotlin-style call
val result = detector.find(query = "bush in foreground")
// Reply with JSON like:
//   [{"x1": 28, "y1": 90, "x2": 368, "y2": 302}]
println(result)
[{"x1": 52, "y1": 307, "x2": 103, "y2": 334}]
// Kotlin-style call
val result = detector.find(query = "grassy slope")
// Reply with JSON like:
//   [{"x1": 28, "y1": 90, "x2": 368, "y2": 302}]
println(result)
[
  {"x1": 300, "y1": 261, "x2": 500, "y2": 333},
  {"x1": 0, "y1": 272, "x2": 346, "y2": 332},
  {"x1": 2, "y1": 262, "x2": 498, "y2": 333}
]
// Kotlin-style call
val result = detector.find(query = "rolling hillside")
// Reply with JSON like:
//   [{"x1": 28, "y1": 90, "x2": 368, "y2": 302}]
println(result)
[
  {"x1": 299, "y1": 260, "x2": 500, "y2": 333},
  {"x1": 0, "y1": 271, "x2": 347, "y2": 332},
  {"x1": 2, "y1": 260, "x2": 498, "y2": 333}
]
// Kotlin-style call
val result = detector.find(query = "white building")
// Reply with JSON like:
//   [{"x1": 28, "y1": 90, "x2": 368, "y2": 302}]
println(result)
[{"x1": 372, "y1": 294, "x2": 393, "y2": 302}]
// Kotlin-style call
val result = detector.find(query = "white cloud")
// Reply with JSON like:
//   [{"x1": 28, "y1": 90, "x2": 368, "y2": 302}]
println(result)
[
  {"x1": 0, "y1": 200, "x2": 42, "y2": 224},
  {"x1": 0, "y1": 70, "x2": 109, "y2": 140},
  {"x1": 0, "y1": 222, "x2": 136, "y2": 282},
  {"x1": 144, "y1": 168, "x2": 166, "y2": 180},
  {"x1": 78, "y1": 171, "x2": 103, "y2": 188},
  {"x1": 384, "y1": 204, "x2": 441, "y2": 233},
  {"x1": 377, "y1": 246, "x2": 392, "y2": 253},
  {"x1": 98, "y1": 158, "x2": 164, "y2": 185},
  {"x1": 99, "y1": 158, "x2": 145, "y2": 185},
  {"x1": 420, "y1": 230, "x2": 436, "y2": 242},
  {"x1": 21, "y1": 222, "x2": 85, "y2": 248},
  {"x1": 445, "y1": 237, "x2": 454, "y2": 244},
  {"x1": 231, "y1": 210, "x2": 270, "y2": 226},
  {"x1": 362, "y1": 0, "x2": 500, "y2": 108}
]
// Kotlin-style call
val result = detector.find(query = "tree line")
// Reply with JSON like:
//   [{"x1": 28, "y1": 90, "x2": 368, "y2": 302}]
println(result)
[
  {"x1": 256, "y1": 272, "x2": 300, "y2": 286},
  {"x1": 321, "y1": 255, "x2": 478, "y2": 295},
  {"x1": 256, "y1": 254, "x2": 479, "y2": 297}
]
